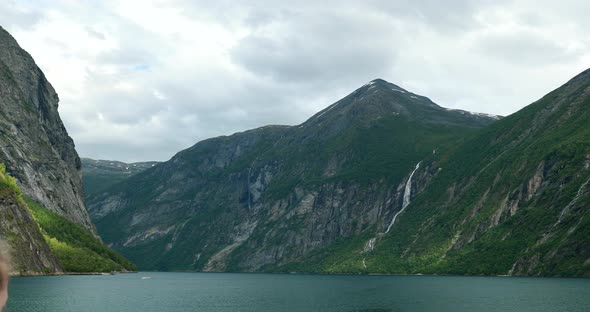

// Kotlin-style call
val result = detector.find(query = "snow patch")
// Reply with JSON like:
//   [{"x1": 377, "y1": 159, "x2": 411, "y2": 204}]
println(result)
[
  {"x1": 445, "y1": 108, "x2": 501, "y2": 120},
  {"x1": 363, "y1": 81, "x2": 378, "y2": 87},
  {"x1": 475, "y1": 112, "x2": 502, "y2": 120}
]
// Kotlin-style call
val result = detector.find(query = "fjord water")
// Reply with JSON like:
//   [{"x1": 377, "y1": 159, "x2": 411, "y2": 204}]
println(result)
[{"x1": 7, "y1": 273, "x2": 589, "y2": 312}]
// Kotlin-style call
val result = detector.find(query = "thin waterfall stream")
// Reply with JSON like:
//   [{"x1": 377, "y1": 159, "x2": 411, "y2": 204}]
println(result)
[
  {"x1": 385, "y1": 162, "x2": 420, "y2": 233},
  {"x1": 363, "y1": 162, "x2": 421, "y2": 255}
]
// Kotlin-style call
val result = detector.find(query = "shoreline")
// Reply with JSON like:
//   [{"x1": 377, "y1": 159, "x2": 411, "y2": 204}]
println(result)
[
  {"x1": 126, "y1": 270, "x2": 590, "y2": 279},
  {"x1": 11, "y1": 270, "x2": 137, "y2": 277},
  {"x1": 10, "y1": 270, "x2": 587, "y2": 279}
]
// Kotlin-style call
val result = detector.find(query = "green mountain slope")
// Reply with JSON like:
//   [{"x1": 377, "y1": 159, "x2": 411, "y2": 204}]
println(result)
[
  {"x1": 281, "y1": 69, "x2": 590, "y2": 277},
  {"x1": 27, "y1": 198, "x2": 136, "y2": 273},
  {"x1": 88, "y1": 79, "x2": 498, "y2": 271},
  {"x1": 82, "y1": 158, "x2": 159, "y2": 198},
  {"x1": 1, "y1": 164, "x2": 135, "y2": 274}
]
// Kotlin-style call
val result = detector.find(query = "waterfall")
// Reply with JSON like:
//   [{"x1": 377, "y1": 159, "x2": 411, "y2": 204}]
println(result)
[
  {"x1": 385, "y1": 162, "x2": 420, "y2": 234},
  {"x1": 362, "y1": 162, "x2": 421, "y2": 261}
]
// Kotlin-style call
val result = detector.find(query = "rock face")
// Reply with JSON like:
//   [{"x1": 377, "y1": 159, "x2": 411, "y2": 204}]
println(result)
[
  {"x1": 88, "y1": 79, "x2": 497, "y2": 271},
  {"x1": 0, "y1": 26, "x2": 94, "y2": 233}
]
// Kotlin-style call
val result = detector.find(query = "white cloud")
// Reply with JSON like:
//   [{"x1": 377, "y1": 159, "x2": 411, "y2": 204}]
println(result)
[{"x1": 0, "y1": 0, "x2": 588, "y2": 161}]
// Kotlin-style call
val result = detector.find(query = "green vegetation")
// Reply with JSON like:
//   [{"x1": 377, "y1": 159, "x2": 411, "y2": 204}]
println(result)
[
  {"x1": 1, "y1": 164, "x2": 136, "y2": 274},
  {"x1": 263, "y1": 116, "x2": 477, "y2": 199},
  {"x1": 0, "y1": 163, "x2": 23, "y2": 198},
  {"x1": 26, "y1": 198, "x2": 136, "y2": 273},
  {"x1": 84, "y1": 173, "x2": 132, "y2": 198},
  {"x1": 81, "y1": 158, "x2": 160, "y2": 198}
]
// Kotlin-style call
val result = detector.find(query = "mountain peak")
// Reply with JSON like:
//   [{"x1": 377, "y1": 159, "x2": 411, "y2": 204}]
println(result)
[
  {"x1": 303, "y1": 78, "x2": 498, "y2": 131},
  {"x1": 363, "y1": 78, "x2": 407, "y2": 93},
  {"x1": 366, "y1": 78, "x2": 391, "y2": 85}
]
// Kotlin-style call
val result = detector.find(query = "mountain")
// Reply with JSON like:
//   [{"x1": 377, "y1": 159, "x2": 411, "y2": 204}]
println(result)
[
  {"x1": 282, "y1": 69, "x2": 590, "y2": 277},
  {"x1": 365, "y1": 69, "x2": 590, "y2": 276},
  {"x1": 0, "y1": 26, "x2": 134, "y2": 274},
  {"x1": 81, "y1": 158, "x2": 160, "y2": 198},
  {"x1": 88, "y1": 78, "x2": 499, "y2": 272}
]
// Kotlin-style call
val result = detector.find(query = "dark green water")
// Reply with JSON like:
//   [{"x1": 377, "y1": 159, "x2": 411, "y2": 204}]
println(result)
[{"x1": 6, "y1": 272, "x2": 589, "y2": 312}]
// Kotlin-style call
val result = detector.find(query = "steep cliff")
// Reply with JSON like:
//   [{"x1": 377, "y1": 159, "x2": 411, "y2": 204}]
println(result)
[
  {"x1": 0, "y1": 26, "x2": 134, "y2": 274},
  {"x1": 0, "y1": 26, "x2": 94, "y2": 232},
  {"x1": 88, "y1": 79, "x2": 498, "y2": 271}
]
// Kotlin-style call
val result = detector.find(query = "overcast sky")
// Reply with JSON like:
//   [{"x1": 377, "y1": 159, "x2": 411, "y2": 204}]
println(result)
[{"x1": 1, "y1": 0, "x2": 588, "y2": 162}]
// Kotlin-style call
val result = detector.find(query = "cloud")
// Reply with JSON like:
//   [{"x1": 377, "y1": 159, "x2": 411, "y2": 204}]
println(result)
[
  {"x1": 0, "y1": 0, "x2": 588, "y2": 162},
  {"x1": 230, "y1": 8, "x2": 398, "y2": 84},
  {"x1": 476, "y1": 31, "x2": 577, "y2": 66}
]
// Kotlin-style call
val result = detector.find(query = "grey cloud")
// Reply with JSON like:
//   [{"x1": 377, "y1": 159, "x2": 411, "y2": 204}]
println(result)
[
  {"x1": 366, "y1": 0, "x2": 500, "y2": 31},
  {"x1": 93, "y1": 21, "x2": 156, "y2": 67},
  {"x1": 476, "y1": 30, "x2": 581, "y2": 66},
  {"x1": 231, "y1": 9, "x2": 397, "y2": 84},
  {"x1": 82, "y1": 79, "x2": 168, "y2": 125}
]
